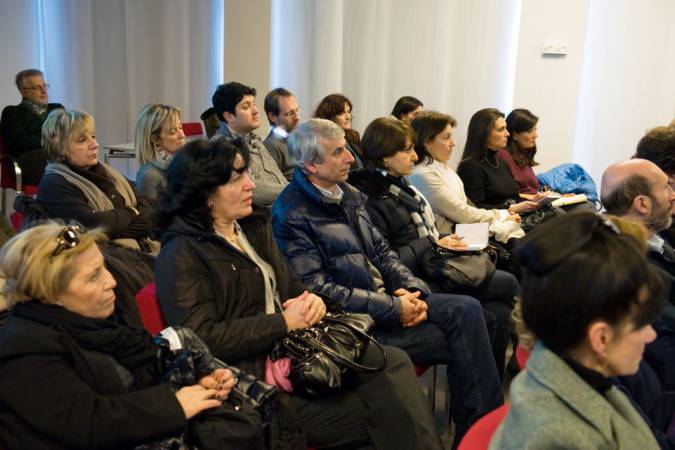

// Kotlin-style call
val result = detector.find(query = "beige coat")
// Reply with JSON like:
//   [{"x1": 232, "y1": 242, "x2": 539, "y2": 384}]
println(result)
[{"x1": 490, "y1": 342, "x2": 659, "y2": 450}]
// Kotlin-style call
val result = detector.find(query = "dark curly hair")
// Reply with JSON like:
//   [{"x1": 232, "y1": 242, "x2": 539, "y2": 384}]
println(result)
[
  {"x1": 314, "y1": 93, "x2": 362, "y2": 157},
  {"x1": 635, "y1": 126, "x2": 675, "y2": 176},
  {"x1": 154, "y1": 137, "x2": 250, "y2": 234}
]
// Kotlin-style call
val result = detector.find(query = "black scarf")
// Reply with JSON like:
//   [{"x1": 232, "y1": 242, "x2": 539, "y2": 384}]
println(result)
[
  {"x1": 13, "y1": 301, "x2": 159, "y2": 385},
  {"x1": 67, "y1": 162, "x2": 124, "y2": 204}
]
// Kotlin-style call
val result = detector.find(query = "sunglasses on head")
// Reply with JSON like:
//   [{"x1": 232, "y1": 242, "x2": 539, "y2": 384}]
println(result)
[{"x1": 52, "y1": 225, "x2": 83, "y2": 257}]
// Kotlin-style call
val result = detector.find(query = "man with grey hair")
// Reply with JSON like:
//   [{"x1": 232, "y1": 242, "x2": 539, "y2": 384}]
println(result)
[
  {"x1": 272, "y1": 118, "x2": 503, "y2": 445},
  {"x1": 0, "y1": 69, "x2": 63, "y2": 185}
]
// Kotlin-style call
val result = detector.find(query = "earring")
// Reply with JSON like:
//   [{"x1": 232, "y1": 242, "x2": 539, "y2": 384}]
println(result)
[{"x1": 207, "y1": 202, "x2": 213, "y2": 209}]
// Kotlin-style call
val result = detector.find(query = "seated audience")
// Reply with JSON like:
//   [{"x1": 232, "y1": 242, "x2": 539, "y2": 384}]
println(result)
[
  {"x1": 212, "y1": 82, "x2": 288, "y2": 208},
  {"x1": 134, "y1": 104, "x2": 186, "y2": 203},
  {"x1": 314, "y1": 93, "x2": 364, "y2": 170},
  {"x1": 490, "y1": 211, "x2": 665, "y2": 449},
  {"x1": 0, "y1": 223, "x2": 261, "y2": 450},
  {"x1": 390, "y1": 96, "x2": 423, "y2": 122},
  {"x1": 0, "y1": 69, "x2": 64, "y2": 185},
  {"x1": 635, "y1": 126, "x2": 675, "y2": 247},
  {"x1": 457, "y1": 108, "x2": 539, "y2": 211},
  {"x1": 499, "y1": 109, "x2": 540, "y2": 194},
  {"x1": 272, "y1": 119, "x2": 503, "y2": 445},
  {"x1": 154, "y1": 137, "x2": 442, "y2": 450},
  {"x1": 37, "y1": 109, "x2": 157, "y2": 252},
  {"x1": 408, "y1": 111, "x2": 524, "y2": 242},
  {"x1": 350, "y1": 117, "x2": 519, "y2": 375},
  {"x1": 263, "y1": 87, "x2": 300, "y2": 180}
]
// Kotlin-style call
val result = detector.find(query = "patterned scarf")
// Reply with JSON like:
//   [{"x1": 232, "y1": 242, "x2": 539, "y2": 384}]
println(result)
[{"x1": 383, "y1": 172, "x2": 439, "y2": 240}]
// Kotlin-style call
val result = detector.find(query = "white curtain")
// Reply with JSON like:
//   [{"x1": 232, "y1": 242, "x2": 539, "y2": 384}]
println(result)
[
  {"x1": 271, "y1": 0, "x2": 522, "y2": 167},
  {"x1": 572, "y1": 0, "x2": 675, "y2": 185},
  {"x1": 1, "y1": 0, "x2": 224, "y2": 149}
]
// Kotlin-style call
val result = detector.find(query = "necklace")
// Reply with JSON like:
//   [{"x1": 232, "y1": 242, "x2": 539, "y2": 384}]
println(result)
[{"x1": 485, "y1": 153, "x2": 500, "y2": 169}]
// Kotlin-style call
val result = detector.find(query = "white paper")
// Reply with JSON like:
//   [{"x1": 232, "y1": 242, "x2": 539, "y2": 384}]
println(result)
[{"x1": 454, "y1": 222, "x2": 490, "y2": 251}]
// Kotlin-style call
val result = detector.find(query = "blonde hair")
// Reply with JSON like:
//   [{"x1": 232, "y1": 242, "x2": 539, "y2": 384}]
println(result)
[
  {"x1": 42, "y1": 109, "x2": 95, "y2": 163},
  {"x1": 0, "y1": 222, "x2": 107, "y2": 307},
  {"x1": 134, "y1": 104, "x2": 182, "y2": 165}
]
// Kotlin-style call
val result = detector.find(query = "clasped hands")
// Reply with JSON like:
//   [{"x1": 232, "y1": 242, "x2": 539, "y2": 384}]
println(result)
[
  {"x1": 176, "y1": 367, "x2": 236, "y2": 419},
  {"x1": 396, "y1": 288, "x2": 428, "y2": 328},
  {"x1": 282, "y1": 290, "x2": 327, "y2": 331}
]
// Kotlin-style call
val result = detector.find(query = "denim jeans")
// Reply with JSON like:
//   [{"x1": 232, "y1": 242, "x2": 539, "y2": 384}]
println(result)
[
  {"x1": 373, "y1": 293, "x2": 503, "y2": 442},
  {"x1": 460, "y1": 269, "x2": 520, "y2": 377}
]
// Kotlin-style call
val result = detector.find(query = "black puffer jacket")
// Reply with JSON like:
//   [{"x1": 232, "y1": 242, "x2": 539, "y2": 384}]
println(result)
[
  {"x1": 272, "y1": 169, "x2": 428, "y2": 328},
  {"x1": 155, "y1": 210, "x2": 305, "y2": 380},
  {"x1": 349, "y1": 170, "x2": 436, "y2": 276}
]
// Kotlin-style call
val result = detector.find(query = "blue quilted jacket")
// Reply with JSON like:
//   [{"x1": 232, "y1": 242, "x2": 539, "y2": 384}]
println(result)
[{"x1": 272, "y1": 169, "x2": 428, "y2": 327}]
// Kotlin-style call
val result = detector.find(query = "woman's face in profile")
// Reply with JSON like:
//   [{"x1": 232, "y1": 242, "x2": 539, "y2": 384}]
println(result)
[
  {"x1": 67, "y1": 126, "x2": 100, "y2": 169},
  {"x1": 208, "y1": 153, "x2": 256, "y2": 222},
  {"x1": 333, "y1": 103, "x2": 352, "y2": 130},
  {"x1": 513, "y1": 125, "x2": 538, "y2": 150},
  {"x1": 426, "y1": 123, "x2": 455, "y2": 163},
  {"x1": 58, "y1": 244, "x2": 117, "y2": 319},
  {"x1": 603, "y1": 321, "x2": 656, "y2": 376},
  {"x1": 486, "y1": 117, "x2": 509, "y2": 151},
  {"x1": 153, "y1": 115, "x2": 186, "y2": 155}
]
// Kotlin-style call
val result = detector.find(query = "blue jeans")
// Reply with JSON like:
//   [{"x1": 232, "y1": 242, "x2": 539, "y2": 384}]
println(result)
[{"x1": 373, "y1": 293, "x2": 503, "y2": 442}]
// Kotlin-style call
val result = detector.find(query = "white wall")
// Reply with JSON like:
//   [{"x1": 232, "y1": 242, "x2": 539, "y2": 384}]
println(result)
[{"x1": 512, "y1": 0, "x2": 589, "y2": 172}]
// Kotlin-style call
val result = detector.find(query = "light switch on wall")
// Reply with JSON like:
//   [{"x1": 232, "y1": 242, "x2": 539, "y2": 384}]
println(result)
[{"x1": 542, "y1": 39, "x2": 568, "y2": 55}]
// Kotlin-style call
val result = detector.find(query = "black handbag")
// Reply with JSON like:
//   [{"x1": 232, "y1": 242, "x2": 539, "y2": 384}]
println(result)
[
  {"x1": 422, "y1": 244, "x2": 496, "y2": 289},
  {"x1": 271, "y1": 312, "x2": 387, "y2": 397}
]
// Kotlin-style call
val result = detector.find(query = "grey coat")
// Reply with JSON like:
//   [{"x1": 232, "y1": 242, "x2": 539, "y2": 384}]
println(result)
[
  {"x1": 490, "y1": 342, "x2": 659, "y2": 450},
  {"x1": 136, "y1": 159, "x2": 168, "y2": 204}
]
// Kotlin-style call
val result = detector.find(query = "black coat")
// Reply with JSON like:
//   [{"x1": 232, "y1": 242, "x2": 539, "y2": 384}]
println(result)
[
  {"x1": 272, "y1": 169, "x2": 428, "y2": 328},
  {"x1": 349, "y1": 170, "x2": 435, "y2": 276},
  {"x1": 0, "y1": 102, "x2": 63, "y2": 157},
  {"x1": 0, "y1": 313, "x2": 185, "y2": 450},
  {"x1": 37, "y1": 166, "x2": 154, "y2": 241},
  {"x1": 155, "y1": 210, "x2": 305, "y2": 380}
]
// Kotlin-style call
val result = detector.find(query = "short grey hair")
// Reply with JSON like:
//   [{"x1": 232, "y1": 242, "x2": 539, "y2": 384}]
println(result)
[
  {"x1": 15, "y1": 69, "x2": 44, "y2": 89},
  {"x1": 287, "y1": 118, "x2": 345, "y2": 168}
]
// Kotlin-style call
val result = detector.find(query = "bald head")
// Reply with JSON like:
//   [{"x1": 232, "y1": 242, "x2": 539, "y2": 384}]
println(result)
[{"x1": 601, "y1": 159, "x2": 674, "y2": 232}]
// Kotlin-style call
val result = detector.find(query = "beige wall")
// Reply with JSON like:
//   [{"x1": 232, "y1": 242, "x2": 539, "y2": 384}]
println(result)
[{"x1": 223, "y1": 0, "x2": 272, "y2": 136}]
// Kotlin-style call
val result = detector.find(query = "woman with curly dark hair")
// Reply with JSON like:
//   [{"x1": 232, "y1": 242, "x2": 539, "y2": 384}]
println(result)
[{"x1": 314, "y1": 93, "x2": 364, "y2": 170}]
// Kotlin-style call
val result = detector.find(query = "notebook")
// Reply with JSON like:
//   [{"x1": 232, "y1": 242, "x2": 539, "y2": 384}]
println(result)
[{"x1": 454, "y1": 222, "x2": 490, "y2": 251}]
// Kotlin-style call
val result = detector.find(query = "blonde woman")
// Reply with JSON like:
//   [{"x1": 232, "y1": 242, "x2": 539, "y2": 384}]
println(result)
[
  {"x1": 134, "y1": 104, "x2": 185, "y2": 203},
  {"x1": 0, "y1": 223, "x2": 264, "y2": 449}
]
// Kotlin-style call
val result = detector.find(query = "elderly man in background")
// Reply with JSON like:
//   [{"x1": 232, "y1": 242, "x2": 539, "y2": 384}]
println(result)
[{"x1": 0, "y1": 69, "x2": 64, "y2": 185}]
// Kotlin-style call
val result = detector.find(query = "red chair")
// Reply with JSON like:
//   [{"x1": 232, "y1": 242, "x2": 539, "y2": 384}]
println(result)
[
  {"x1": 457, "y1": 403, "x2": 511, "y2": 450},
  {"x1": 134, "y1": 282, "x2": 166, "y2": 335},
  {"x1": 0, "y1": 135, "x2": 39, "y2": 215},
  {"x1": 181, "y1": 122, "x2": 204, "y2": 138},
  {"x1": 515, "y1": 344, "x2": 531, "y2": 370}
]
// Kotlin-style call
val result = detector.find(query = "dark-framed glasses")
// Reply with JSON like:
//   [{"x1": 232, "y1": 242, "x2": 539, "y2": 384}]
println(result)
[
  {"x1": 23, "y1": 83, "x2": 50, "y2": 91},
  {"x1": 52, "y1": 225, "x2": 83, "y2": 257}
]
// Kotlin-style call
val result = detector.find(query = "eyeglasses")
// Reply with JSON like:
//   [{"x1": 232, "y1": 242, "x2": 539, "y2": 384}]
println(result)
[
  {"x1": 52, "y1": 225, "x2": 83, "y2": 257},
  {"x1": 283, "y1": 108, "x2": 301, "y2": 118},
  {"x1": 22, "y1": 83, "x2": 50, "y2": 91}
]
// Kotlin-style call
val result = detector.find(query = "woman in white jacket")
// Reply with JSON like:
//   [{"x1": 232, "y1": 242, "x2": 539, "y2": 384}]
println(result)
[{"x1": 408, "y1": 111, "x2": 527, "y2": 242}]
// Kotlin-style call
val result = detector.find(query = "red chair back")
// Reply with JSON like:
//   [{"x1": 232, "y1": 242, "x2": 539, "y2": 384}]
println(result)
[
  {"x1": 0, "y1": 135, "x2": 17, "y2": 190},
  {"x1": 457, "y1": 403, "x2": 511, "y2": 450},
  {"x1": 515, "y1": 345, "x2": 531, "y2": 370},
  {"x1": 182, "y1": 122, "x2": 204, "y2": 137},
  {"x1": 134, "y1": 282, "x2": 166, "y2": 335}
]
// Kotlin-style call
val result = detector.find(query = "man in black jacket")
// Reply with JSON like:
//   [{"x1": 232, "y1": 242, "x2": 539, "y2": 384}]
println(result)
[
  {"x1": 0, "y1": 69, "x2": 64, "y2": 185},
  {"x1": 272, "y1": 118, "x2": 503, "y2": 444}
]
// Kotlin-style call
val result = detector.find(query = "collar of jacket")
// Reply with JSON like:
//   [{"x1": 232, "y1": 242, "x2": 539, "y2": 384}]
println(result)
[
  {"x1": 160, "y1": 208, "x2": 271, "y2": 244},
  {"x1": 290, "y1": 167, "x2": 365, "y2": 211},
  {"x1": 526, "y1": 341, "x2": 646, "y2": 442}
]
